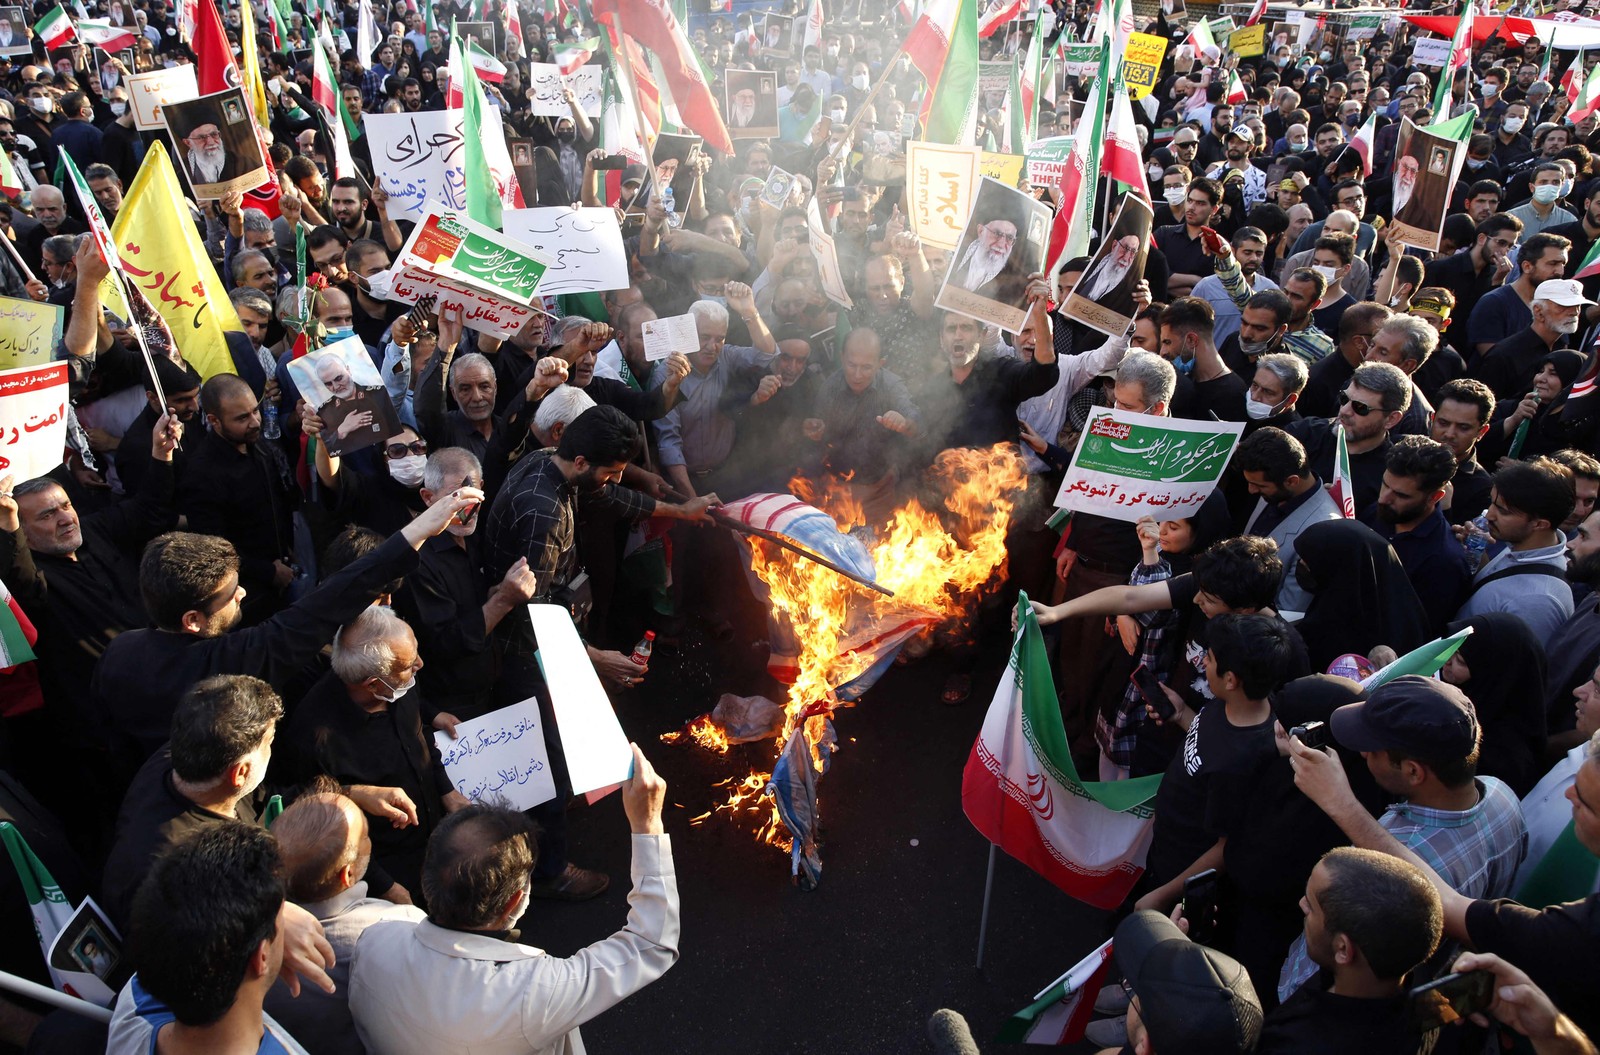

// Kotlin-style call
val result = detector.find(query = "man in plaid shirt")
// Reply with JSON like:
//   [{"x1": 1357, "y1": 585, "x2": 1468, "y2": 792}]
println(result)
[{"x1": 1277, "y1": 676, "x2": 1527, "y2": 1001}]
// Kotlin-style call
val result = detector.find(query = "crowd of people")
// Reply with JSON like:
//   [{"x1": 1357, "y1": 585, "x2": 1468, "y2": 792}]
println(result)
[{"x1": 0, "y1": 0, "x2": 1598, "y2": 1051}]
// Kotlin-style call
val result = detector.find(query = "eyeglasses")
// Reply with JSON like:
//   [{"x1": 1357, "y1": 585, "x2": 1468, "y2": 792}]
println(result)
[
  {"x1": 187, "y1": 130, "x2": 223, "y2": 143},
  {"x1": 1339, "y1": 391, "x2": 1380, "y2": 416},
  {"x1": 984, "y1": 225, "x2": 1018, "y2": 244},
  {"x1": 1174, "y1": 140, "x2": 1197, "y2": 149},
  {"x1": 385, "y1": 440, "x2": 429, "y2": 459}
]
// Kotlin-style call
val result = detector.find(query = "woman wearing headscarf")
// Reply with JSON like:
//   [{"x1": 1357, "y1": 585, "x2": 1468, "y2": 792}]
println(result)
[
  {"x1": 1293, "y1": 519, "x2": 1430, "y2": 673},
  {"x1": 1441, "y1": 613, "x2": 1549, "y2": 796},
  {"x1": 1223, "y1": 674, "x2": 1387, "y2": 1007},
  {"x1": 1479, "y1": 349, "x2": 1585, "y2": 467}
]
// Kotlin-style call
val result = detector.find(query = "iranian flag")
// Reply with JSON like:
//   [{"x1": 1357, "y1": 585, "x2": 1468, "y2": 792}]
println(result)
[
  {"x1": 449, "y1": 34, "x2": 502, "y2": 229},
  {"x1": 0, "y1": 577, "x2": 40, "y2": 718},
  {"x1": 1571, "y1": 61, "x2": 1600, "y2": 123},
  {"x1": 1329, "y1": 423, "x2": 1356, "y2": 518},
  {"x1": 1349, "y1": 111, "x2": 1378, "y2": 177},
  {"x1": 1432, "y1": 8, "x2": 1473, "y2": 118},
  {"x1": 1243, "y1": 0, "x2": 1267, "y2": 27},
  {"x1": 0, "y1": 150, "x2": 20, "y2": 197},
  {"x1": 914, "y1": 0, "x2": 980, "y2": 145},
  {"x1": 1225, "y1": 68, "x2": 1247, "y2": 105},
  {"x1": 32, "y1": 5, "x2": 75, "y2": 49},
  {"x1": 308, "y1": 37, "x2": 355, "y2": 177},
  {"x1": 997, "y1": 940, "x2": 1115, "y2": 1044},
  {"x1": 310, "y1": 25, "x2": 340, "y2": 113},
  {"x1": 1104, "y1": 78, "x2": 1147, "y2": 196},
  {"x1": 357, "y1": 0, "x2": 381, "y2": 65},
  {"x1": 1018, "y1": 19, "x2": 1044, "y2": 144},
  {"x1": 75, "y1": 18, "x2": 137, "y2": 51},
  {"x1": 599, "y1": 32, "x2": 652, "y2": 164},
  {"x1": 1562, "y1": 49, "x2": 1586, "y2": 109},
  {"x1": 1576, "y1": 237, "x2": 1600, "y2": 281},
  {"x1": 552, "y1": 37, "x2": 597, "y2": 76},
  {"x1": 1045, "y1": 38, "x2": 1110, "y2": 300},
  {"x1": 593, "y1": 0, "x2": 733, "y2": 155},
  {"x1": 1185, "y1": 18, "x2": 1216, "y2": 57},
  {"x1": 464, "y1": 34, "x2": 507, "y2": 84},
  {"x1": 503, "y1": 0, "x2": 525, "y2": 57},
  {"x1": 1, "y1": 822, "x2": 74, "y2": 992},
  {"x1": 1360, "y1": 627, "x2": 1473, "y2": 691},
  {"x1": 962, "y1": 594, "x2": 1160, "y2": 910},
  {"x1": 798, "y1": 0, "x2": 823, "y2": 54},
  {"x1": 978, "y1": 0, "x2": 1021, "y2": 38}
]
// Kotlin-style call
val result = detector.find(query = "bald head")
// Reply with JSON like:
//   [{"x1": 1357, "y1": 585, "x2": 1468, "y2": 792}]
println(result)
[{"x1": 273, "y1": 791, "x2": 368, "y2": 902}]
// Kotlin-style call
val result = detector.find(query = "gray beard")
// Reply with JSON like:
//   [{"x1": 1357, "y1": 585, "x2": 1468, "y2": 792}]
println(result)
[
  {"x1": 190, "y1": 146, "x2": 225, "y2": 184},
  {"x1": 960, "y1": 242, "x2": 1010, "y2": 291}
]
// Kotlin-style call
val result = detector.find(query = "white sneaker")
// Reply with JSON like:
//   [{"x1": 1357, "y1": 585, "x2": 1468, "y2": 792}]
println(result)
[
  {"x1": 1093, "y1": 981, "x2": 1131, "y2": 1015},
  {"x1": 1083, "y1": 1016, "x2": 1129, "y2": 1048}
]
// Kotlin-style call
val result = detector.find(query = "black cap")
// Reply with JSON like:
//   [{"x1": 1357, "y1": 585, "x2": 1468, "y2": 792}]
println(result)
[
  {"x1": 1114, "y1": 911, "x2": 1262, "y2": 1055},
  {"x1": 1329, "y1": 674, "x2": 1479, "y2": 758}
]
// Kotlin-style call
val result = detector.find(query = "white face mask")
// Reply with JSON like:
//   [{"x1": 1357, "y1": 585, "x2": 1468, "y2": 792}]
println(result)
[
  {"x1": 1245, "y1": 394, "x2": 1281, "y2": 420},
  {"x1": 29, "y1": 96, "x2": 52, "y2": 115},
  {"x1": 828, "y1": 108, "x2": 845, "y2": 123},
  {"x1": 1533, "y1": 184, "x2": 1562, "y2": 205},
  {"x1": 387, "y1": 453, "x2": 426, "y2": 487},
  {"x1": 1148, "y1": 162, "x2": 1164, "y2": 181},
  {"x1": 109, "y1": 101, "x2": 127, "y2": 116},
  {"x1": 1502, "y1": 116, "x2": 1525, "y2": 133},
  {"x1": 373, "y1": 671, "x2": 416, "y2": 703},
  {"x1": 1164, "y1": 186, "x2": 1187, "y2": 205},
  {"x1": 1483, "y1": 82, "x2": 1499, "y2": 96},
  {"x1": 851, "y1": 73, "x2": 869, "y2": 90},
  {"x1": 1312, "y1": 264, "x2": 1339, "y2": 284}
]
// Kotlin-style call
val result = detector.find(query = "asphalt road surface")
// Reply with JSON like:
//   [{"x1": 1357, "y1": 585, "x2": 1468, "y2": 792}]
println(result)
[{"x1": 528, "y1": 623, "x2": 1110, "y2": 1055}]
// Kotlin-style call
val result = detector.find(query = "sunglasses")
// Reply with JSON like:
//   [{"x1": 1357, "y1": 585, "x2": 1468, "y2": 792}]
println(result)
[
  {"x1": 385, "y1": 440, "x2": 428, "y2": 459},
  {"x1": 1338, "y1": 391, "x2": 1379, "y2": 416}
]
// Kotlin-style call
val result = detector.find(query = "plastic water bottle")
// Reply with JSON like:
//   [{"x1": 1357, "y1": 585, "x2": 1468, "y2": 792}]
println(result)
[
  {"x1": 629, "y1": 631, "x2": 656, "y2": 668},
  {"x1": 261, "y1": 398, "x2": 280, "y2": 440},
  {"x1": 1464, "y1": 515, "x2": 1490, "y2": 573},
  {"x1": 662, "y1": 186, "x2": 681, "y2": 229}
]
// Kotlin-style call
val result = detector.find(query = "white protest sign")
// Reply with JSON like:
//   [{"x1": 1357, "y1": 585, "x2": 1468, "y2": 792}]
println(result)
[
  {"x1": 499, "y1": 207, "x2": 630, "y2": 295},
  {"x1": 641, "y1": 313, "x2": 698, "y2": 361},
  {"x1": 907, "y1": 141, "x2": 982, "y2": 252},
  {"x1": 1054, "y1": 408, "x2": 1245, "y2": 522},
  {"x1": 807, "y1": 198, "x2": 855, "y2": 310},
  {"x1": 363, "y1": 108, "x2": 519, "y2": 222},
  {"x1": 126, "y1": 65, "x2": 198, "y2": 131},
  {"x1": 1410, "y1": 36, "x2": 1453, "y2": 68},
  {"x1": 525, "y1": 63, "x2": 603, "y2": 116},
  {"x1": 434, "y1": 700, "x2": 558, "y2": 811},
  {"x1": 530, "y1": 604, "x2": 633, "y2": 799},
  {"x1": 0, "y1": 363, "x2": 69, "y2": 484}
]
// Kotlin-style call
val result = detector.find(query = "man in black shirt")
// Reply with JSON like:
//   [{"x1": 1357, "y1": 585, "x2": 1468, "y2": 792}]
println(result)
[
  {"x1": 1163, "y1": 296, "x2": 1247, "y2": 421},
  {"x1": 1153, "y1": 177, "x2": 1222, "y2": 299},
  {"x1": 115, "y1": 357, "x2": 202, "y2": 498},
  {"x1": 178, "y1": 374, "x2": 299, "y2": 625},
  {"x1": 914, "y1": 306, "x2": 1059, "y2": 457},
  {"x1": 1429, "y1": 378, "x2": 1496, "y2": 525},
  {"x1": 1421, "y1": 214, "x2": 1520, "y2": 358},
  {"x1": 1300, "y1": 303, "x2": 1392, "y2": 418},
  {"x1": 1258, "y1": 848, "x2": 1443, "y2": 1055},
  {"x1": 280, "y1": 606, "x2": 469, "y2": 903},
  {"x1": 1289, "y1": 362, "x2": 1411, "y2": 514}
]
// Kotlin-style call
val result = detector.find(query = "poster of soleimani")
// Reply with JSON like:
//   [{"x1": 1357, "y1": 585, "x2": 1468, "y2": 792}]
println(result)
[
  {"x1": 934, "y1": 176, "x2": 1051, "y2": 334},
  {"x1": 287, "y1": 338, "x2": 403, "y2": 458},
  {"x1": 162, "y1": 87, "x2": 268, "y2": 200},
  {"x1": 1064, "y1": 192, "x2": 1155, "y2": 339},
  {"x1": 1389, "y1": 117, "x2": 1467, "y2": 252}
]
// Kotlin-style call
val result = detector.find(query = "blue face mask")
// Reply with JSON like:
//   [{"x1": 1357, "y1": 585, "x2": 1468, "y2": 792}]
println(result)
[
  {"x1": 324, "y1": 326, "x2": 355, "y2": 343},
  {"x1": 1173, "y1": 355, "x2": 1195, "y2": 376}
]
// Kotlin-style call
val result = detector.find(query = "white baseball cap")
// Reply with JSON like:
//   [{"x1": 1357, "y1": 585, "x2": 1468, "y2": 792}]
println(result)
[{"x1": 1535, "y1": 278, "x2": 1597, "y2": 307}]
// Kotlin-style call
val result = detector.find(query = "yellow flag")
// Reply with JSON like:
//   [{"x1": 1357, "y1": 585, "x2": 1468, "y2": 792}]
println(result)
[
  {"x1": 239, "y1": 3, "x2": 271, "y2": 128},
  {"x1": 102, "y1": 142, "x2": 243, "y2": 381}
]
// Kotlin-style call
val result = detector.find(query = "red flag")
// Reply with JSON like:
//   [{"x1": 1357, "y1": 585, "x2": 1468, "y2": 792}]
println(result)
[
  {"x1": 1244, "y1": 0, "x2": 1267, "y2": 27},
  {"x1": 593, "y1": 0, "x2": 733, "y2": 155}
]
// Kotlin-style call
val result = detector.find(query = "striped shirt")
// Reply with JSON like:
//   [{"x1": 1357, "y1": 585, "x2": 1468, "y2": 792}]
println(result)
[
  {"x1": 1215, "y1": 252, "x2": 1335, "y2": 364},
  {"x1": 1278, "y1": 776, "x2": 1528, "y2": 1000}
]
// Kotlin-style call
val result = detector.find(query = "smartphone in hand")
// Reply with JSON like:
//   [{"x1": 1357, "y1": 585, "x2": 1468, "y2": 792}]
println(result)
[
  {"x1": 1406, "y1": 971, "x2": 1494, "y2": 1032},
  {"x1": 1181, "y1": 868, "x2": 1221, "y2": 945},
  {"x1": 1130, "y1": 664, "x2": 1175, "y2": 721}
]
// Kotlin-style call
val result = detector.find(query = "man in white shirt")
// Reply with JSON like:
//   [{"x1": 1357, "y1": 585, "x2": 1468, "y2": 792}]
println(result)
[{"x1": 349, "y1": 744, "x2": 679, "y2": 1055}]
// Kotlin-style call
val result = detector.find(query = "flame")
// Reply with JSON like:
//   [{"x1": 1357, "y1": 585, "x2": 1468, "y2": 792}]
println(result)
[
  {"x1": 661, "y1": 714, "x2": 731, "y2": 754},
  {"x1": 670, "y1": 444, "x2": 1031, "y2": 853}
]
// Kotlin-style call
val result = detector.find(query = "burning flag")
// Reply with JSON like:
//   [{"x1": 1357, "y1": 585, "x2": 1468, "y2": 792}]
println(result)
[{"x1": 962, "y1": 595, "x2": 1161, "y2": 909}]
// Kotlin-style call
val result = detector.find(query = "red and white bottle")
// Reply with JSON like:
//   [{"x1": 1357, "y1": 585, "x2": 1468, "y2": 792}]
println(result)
[{"x1": 629, "y1": 631, "x2": 656, "y2": 668}]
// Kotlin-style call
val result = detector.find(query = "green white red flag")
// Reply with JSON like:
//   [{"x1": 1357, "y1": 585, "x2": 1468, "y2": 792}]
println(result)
[
  {"x1": 552, "y1": 37, "x2": 597, "y2": 76},
  {"x1": 962, "y1": 594, "x2": 1160, "y2": 909},
  {"x1": 913, "y1": 0, "x2": 980, "y2": 145},
  {"x1": 0, "y1": 150, "x2": 21, "y2": 197},
  {"x1": 1330, "y1": 423, "x2": 1356, "y2": 518},
  {"x1": 978, "y1": 0, "x2": 1021, "y2": 37},
  {"x1": 448, "y1": 33, "x2": 503, "y2": 229},
  {"x1": 0, "y1": 822, "x2": 73, "y2": 992},
  {"x1": 76, "y1": 18, "x2": 138, "y2": 51},
  {"x1": 1349, "y1": 111, "x2": 1378, "y2": 177},
  {"x1": 997, "y1": 940, "x2": 1115, "y2": 1044},
  {"x1": 1570, "y1": 60, "x2": 1600, "y2": 123},
  {"x1": 32, "y1": 6, "x2": 75, "y2": 49},
  {"x1": 1045, "y1": 37, "x2": 1110, "y2": 300},
  {"x1": 1432, "y1": 9, "x2": 1473, "y2": 119},
  {"x1": 1575, "y1": 236, "x2": 1600, "y2": 281},
  {"x1": 593, "y1": 0, "x2": 733, "y2": 155}
]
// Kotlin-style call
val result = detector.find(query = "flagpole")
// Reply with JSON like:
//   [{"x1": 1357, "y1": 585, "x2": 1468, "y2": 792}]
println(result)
[
  {"x1": 0, "y1": 970, "x2": 112, "y2": 1023},
  {"x1": 837, "y1": 44, "x2": 908, "y2": 153},
  {"x1": 974, "y1": 842, "x2": 998, "y2": 970},
  {"x1": 606, "y1": 13, "x2": 663, "y2": 204},
  {"x1": 0, "y1": 231, "x2": 39, "y2": 285}
]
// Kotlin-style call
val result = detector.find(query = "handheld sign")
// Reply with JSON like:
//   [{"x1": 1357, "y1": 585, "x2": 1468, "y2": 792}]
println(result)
[
  {"x1": 641, "y1": 313, "x2": 698, "y2": 362},
  {"x1": 1053, "y1": 408, "x2": 1245, "y2": 522},
  {"x1": 0, "y1": 363, "x2": 70, "y2": 483},
  {"x1": 530, "y1": 604, "x2": 633, "y2": 800},
  {"x1": 434, "y1": 700, "x2": 558, "y2": 811}
]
